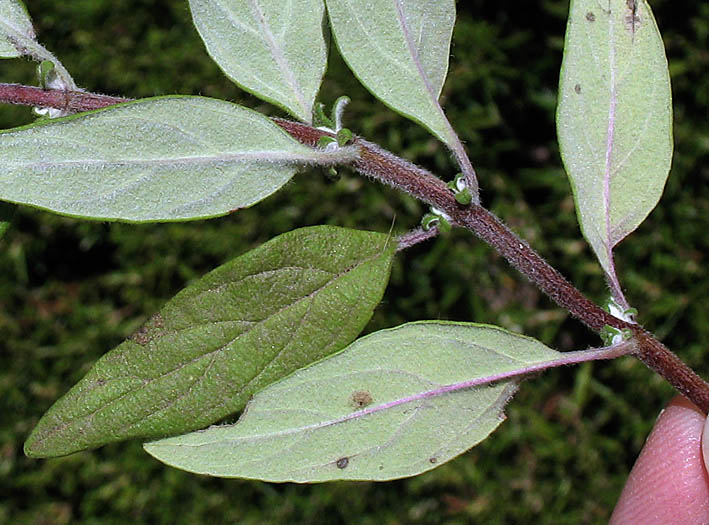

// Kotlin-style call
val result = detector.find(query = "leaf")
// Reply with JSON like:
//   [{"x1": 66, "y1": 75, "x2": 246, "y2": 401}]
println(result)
[
  {"x1": 0, "y1": 0, "x2": 35, "y2": 58},
  {"x1": 557, "y1": 0, "x2": 672, "y2": 279},
  {"x1": 325, "y1": 0, "x2": 456, "y2": 144},
  {"x1": 0, "y1": 96, "x2": 356, "y2": 222},
  {"x1": 189, "y1": 0, "x2": 328, "y2": 123},
  {"x1": 144, "y1": 321, "x2": 560, "y2": 481},
  {"x1": 24, "y1": 226, "x2": 396, "y2": 458},
  {"x1": 0, "y1": 0, "x2": 75, "y2": 88}
]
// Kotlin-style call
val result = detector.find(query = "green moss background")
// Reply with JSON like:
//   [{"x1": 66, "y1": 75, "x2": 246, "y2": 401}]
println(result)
[{"x1": 1, "y1": 1, "x2": 707, "y2": 523}]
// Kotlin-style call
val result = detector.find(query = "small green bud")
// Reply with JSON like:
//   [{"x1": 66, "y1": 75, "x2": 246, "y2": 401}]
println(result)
[
  {"x1": 313, "y1": 102, "x2": 334, "y2": 129},
  {"x1": 447, "y1": 173, "x2": 472, "y2": 206},
  {"x1": 37, "y1": 60, "x2": 55, "y2": 89},
  {"x1": 600, "y1": 325, "x2": 620, "y2": 345},
  {"x1": 421, "y1": 213, "x2": 437, "y2": 231},
  {"x1": 336, "y1": 128, "x2": 353, "y2": 147},
  {"x1": 454, "y1": 188, "x2": 473, "y2": 205},
  {"x1": 437, "y1": 217, "x2": 452, "y2": 233},
  {"x1": 600, "y1": 325, "x2": 633, "y2": 345},
  {"x1": 317, "y1": 135, "x2": 337, "y2": 148}
]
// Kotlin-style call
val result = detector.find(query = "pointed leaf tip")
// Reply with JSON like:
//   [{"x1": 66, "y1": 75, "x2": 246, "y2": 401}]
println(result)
[
  {"x1": 25, "y1": 226, "x2": 396, "y2": 458},
  {"x1": 189, "y1": 0, "x2": 328, "y2": 123},
  {"x1": 557, "y1": 0, "x2": 672, "y2": 277},
  {"x1": 325, "y1": 0, "x2": 456, "y2": 145}
]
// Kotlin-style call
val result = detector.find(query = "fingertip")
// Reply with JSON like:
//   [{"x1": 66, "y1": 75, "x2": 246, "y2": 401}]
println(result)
[
  {"x1": 611, "y1": 396, "x2": 709, "y2": 524},
  {"x1": 702, "y1": 405, "x2": 709, "y2": 475}
]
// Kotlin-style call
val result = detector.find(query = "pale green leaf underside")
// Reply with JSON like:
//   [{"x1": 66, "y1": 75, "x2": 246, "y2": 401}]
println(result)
[
  {"x1": 0, "y1": 0, "x2": 36, "y2": 58},
  {"x1": 144, "y1": 321, "x2": 560, "y2": 482},
  {"x1": 325, "y1": 0, "x2": 455, "y2": 144},
  {"x1": 557, "y1": 0, "x2": 672, "y2": 275},
  {"x1": 0, "y1": 96, "x2": 340, "y2": 222},
  {"x1": 24, "y1": 226, "x2": 396, "y2": 458},
  {"x1": 189, "y1": 0, "x2": 327, "y2": 123}
]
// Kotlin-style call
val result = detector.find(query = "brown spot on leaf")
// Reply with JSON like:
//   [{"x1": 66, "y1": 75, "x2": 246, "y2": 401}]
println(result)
[
  {"x1": 625, "y1": 0, "x2": 640, "y2": 34},
  {"x1": 429, "y1": 457, "x2": 438, "y2": 464},
  {"x1": 574, "y1": 84, "x2": 582, "y2": 94},
  {"x1": 586, "y1": 11, "x2": 595, "y2": 22},
  {"x1": 151, "y1": 313, "x2": 165, "y2": 329},
  {"x1": 336, "y1": 456, "x2": 349, "y2": 469},
  {"x1": 350, "y1": 390, "x2": 373, "y2": 409},
  {"x1": 130, "y1": 313, "x2": 164, "y2": 346},
  {"x1": 131, "y1": 330, "x2": 151, "y2": 345}
]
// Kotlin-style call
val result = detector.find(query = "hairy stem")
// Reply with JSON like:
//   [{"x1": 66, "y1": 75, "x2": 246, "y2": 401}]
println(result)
[
  {"x1": 396, "y1": 227, "x2": 439, "y2": 252},
  {"x1": 0, "y1": 84, "x2": 707, "y2": 412},
  {"x1": 274, "y1": 118, "x2": 709, "y2": 413},
  {"x1": 0, "y1": 83, "x2": 130, "y2": 113}
]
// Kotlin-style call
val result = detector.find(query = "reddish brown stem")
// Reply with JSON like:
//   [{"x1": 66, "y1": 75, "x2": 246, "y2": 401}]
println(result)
[
  {"x1": 0, "y1": 83, "x2": 130, "y2": 113},
  {"x1": 275, "y1": 118, "x2": 709, "y2": 412},
  {"x1": 274, "y1": 119, "x2": 623, "y2": 332},
  {"x1": 1, "y1": 84, "x2": 708, "y2": 412}
]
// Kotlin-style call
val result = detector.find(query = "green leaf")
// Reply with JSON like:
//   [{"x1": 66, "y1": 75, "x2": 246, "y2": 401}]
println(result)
[
  {"x1": 24, "y1": 226, "x2": 396, "y2": 458},
  {"x1": 189, "y1": 0, "x2": 328, "y2": 123},
  {"x1": 0, "y1": 96, "x2": 356, "y2": 222},
  {"x1": 557, "y1": 0, "x2": 672, "y2": 279},
  {"x1": 0, "y1": 0, "x2": 34, "y2": 58},
  {"x1": 325, "y1": 0, "x2": 456, "y2": 144},
  {"x1": 0, "y1": 0, "x2": 75, "y2": 88},
  {"x1": 144, "y1": 321, "x2": 560, "y2": 481}
]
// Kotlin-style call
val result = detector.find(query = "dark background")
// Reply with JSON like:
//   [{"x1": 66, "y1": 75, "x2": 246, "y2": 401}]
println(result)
[{"x1": 1, "y1": 1, "x2": 707, "y2": 523}]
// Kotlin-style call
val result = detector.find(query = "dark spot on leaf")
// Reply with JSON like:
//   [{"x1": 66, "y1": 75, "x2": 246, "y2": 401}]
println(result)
[
  {"x1": 586, "y1": 11, "x2": 595, "y2": 22},
  {"x1": 574, "y1": 84, "x2": 582, "y2": 94},
  {"x1": 96, "y1": 378, "x2": 106, "y2": 387},
  {"x1": 336, "y1": 456, "x2": 349, "y2": 469},
  {"x1": 130, "y1": 313, "x2": 164, "y2": 346},
  {"x1": 152, "y1": 313, "x2": 165, "y2": 328},
  {"x1": 131, "y1": 330, "x2": 151, "y2": 345},
  {"x1": 429, "y1": 457, "x2": 437, "y2": 464},
  {"x1": 350, "y1": 390, "x2": 373, "y2": 409},
  {"x1": 625, "y1": 0, "x2": 640, "y2": 33}
]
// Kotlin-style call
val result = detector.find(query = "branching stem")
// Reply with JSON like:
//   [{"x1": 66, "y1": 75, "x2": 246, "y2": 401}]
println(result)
[
  {"x1": 396, "y1": 227, "x2": 439, "y2": 251},
  {"x1": 0, "y1": 83, "x2": 707, "y2": 412}
]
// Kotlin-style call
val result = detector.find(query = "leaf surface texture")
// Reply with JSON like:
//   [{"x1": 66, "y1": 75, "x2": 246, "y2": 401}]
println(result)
[
  {"x1": 145, "y1": 321, "x2": 559, "y2": 481},
  {"x1": 25, "y1": 226, "x2": 396, "y2": 457}
]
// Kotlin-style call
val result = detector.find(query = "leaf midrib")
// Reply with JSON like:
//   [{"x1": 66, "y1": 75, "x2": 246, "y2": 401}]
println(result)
[
  {"x1": 8, "y1": 150, "x2": 322, "y2": 170},
  {"x1": 33, "y1": 248, "x2": 390, "y2": 448}
]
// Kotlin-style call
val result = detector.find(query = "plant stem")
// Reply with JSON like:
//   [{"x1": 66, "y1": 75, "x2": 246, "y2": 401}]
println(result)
[
  {"x1": 272, "y1": 118, "x2": 709, "y2": 413},
  {"x1": 0, "y1": 83, "x2": 130, "y2": 113},
  {"x1": 275, "y1": 120, "x2": 621, "y2": 328},
  {"x1": 0, "y1": 84, "x2": 707, "y2": 412},
  {"x1": 396, "y1": 227, "x2": 439, "y2": 252}
]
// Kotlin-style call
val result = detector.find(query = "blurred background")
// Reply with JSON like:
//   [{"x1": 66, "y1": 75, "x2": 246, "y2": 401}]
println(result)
[{"x1": 0, "y1": 1, "x2": 707, "y2": 523}]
